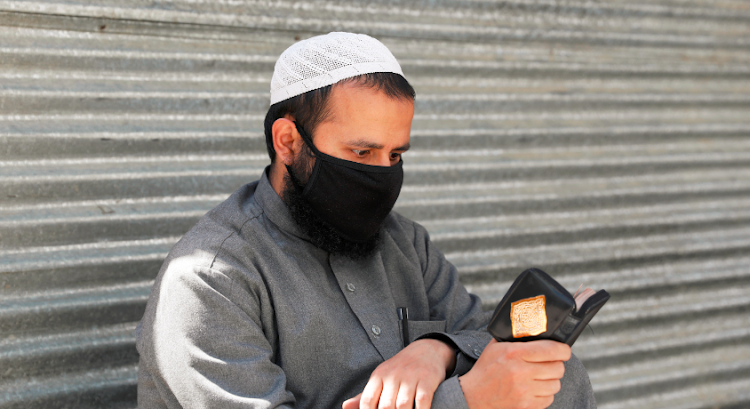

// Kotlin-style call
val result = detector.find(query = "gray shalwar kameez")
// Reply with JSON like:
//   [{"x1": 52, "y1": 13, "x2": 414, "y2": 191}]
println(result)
[{"x1": 136, "y1": 169, "x2": 597, "y2": 408}]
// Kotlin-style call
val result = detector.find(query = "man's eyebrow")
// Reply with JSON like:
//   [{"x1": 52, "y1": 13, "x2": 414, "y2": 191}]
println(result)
[
  {"x1": 347, "y1": 140, "x2": 411, "y2": 151},
  {"x1": 395, "y1": 143, "x2": 411, "y2": 151}
]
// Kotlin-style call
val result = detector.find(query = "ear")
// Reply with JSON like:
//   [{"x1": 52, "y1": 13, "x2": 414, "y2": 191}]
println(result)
[{"x1": 271, "y1": 116, "x2": 299, "y2": 166}]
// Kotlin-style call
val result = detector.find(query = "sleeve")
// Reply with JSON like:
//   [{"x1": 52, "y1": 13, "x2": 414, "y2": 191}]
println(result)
[
  {"x1": 405, "y1": 221, "x2": 493, "y2": 408},
  {"x1": 410, "y1": 220, "x2": 494, "y2": 371},
  {"x1": 136, "y1": 255, "x2": 295, "y2": 409},
  {"x1": 408, "y1": 221, "x2": 598, "y2": 409}
]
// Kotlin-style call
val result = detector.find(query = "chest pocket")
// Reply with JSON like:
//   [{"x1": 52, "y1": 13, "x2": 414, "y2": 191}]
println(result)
[{"x1": 401, "y1": 320, "x2": 447, "y2": 345}]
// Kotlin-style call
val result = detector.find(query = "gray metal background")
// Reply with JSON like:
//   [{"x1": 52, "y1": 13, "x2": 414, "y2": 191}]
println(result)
[{"x1": 1, "y1": 0, "x2": 749, "y2": 408}]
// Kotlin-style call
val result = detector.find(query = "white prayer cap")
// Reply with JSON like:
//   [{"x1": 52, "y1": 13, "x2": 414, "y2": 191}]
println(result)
[{"x1": 270, "y1": 32, "x2": 405, "y2": 105}]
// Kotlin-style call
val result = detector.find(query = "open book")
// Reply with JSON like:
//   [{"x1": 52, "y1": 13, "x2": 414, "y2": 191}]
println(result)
[{"x1": 487, "y1": 268, "x2": 610, "y2": 346}]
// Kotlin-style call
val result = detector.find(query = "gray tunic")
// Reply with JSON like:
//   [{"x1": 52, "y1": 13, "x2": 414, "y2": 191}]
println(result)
[{"x1": 136, "y1": 170, "x2": 597, "y2": 408}]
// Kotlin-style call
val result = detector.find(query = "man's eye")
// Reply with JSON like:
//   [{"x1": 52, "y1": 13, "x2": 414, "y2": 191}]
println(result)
[
  {"x1": 353, "y1": 150, "x2": 368, "y2": 157},
  {"x1": 390, "y1": 153, "x2": 402, "y2": 160}
]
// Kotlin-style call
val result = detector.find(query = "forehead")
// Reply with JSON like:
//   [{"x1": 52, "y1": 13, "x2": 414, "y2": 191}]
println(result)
[
  {"x1": 325, "y1": 81, "x2": 414, "y2": 126},
  {"x1": 312, "y1": 81, "x2": 414, "y2": 152}
]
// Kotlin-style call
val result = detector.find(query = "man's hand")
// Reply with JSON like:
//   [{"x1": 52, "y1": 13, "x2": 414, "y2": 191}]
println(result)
[
  {"x1": 459, "y1": 339, "x2": 570, "y2": 409},
  {"x1": 342, "y1": 338, "x2": 456, "y2": 409}
]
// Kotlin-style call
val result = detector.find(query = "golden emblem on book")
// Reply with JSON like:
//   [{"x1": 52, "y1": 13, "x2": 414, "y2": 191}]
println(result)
[{"x1": 510, "y1": 295, "x2": 547, "y2": 338}]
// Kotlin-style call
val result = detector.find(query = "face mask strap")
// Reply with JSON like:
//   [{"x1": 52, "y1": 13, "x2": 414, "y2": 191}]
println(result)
[
  {"x1": 293, "y1": 121, "x2": 403, "y2": 173},
  {"x1": 284, "y1": 164, "x2": 304, "y2": 190},
  {"x1": 293, "y1": 122, "x2": 322, "y2": 157}
]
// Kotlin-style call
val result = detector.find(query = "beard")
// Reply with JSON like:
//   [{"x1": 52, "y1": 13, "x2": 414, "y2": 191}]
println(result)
[{"x1": 282, "y1": 150, "x2": 381, "y2": 260}]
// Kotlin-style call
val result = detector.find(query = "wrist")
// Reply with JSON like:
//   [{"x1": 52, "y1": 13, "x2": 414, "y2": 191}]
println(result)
[
  {"x1": 411, "y1": 338, "x2": 456, "y2": 377},
  {"x1": 433, "y1": 338, "x2": 458, "y2": 376},
  {"x1": 446, "y1": 344, "x2": 459, "y2": 375},
  {"x1": 458, "y1": 374, "x2": 475, "y2": 409}
]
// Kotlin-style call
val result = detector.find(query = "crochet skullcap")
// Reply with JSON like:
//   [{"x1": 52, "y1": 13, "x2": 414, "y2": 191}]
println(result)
[{"x1": 270, "y1": 32, "x2": 405, "y2": 105}]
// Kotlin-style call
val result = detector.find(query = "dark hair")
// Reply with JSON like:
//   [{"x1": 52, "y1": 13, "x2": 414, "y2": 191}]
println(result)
[{"x1": 263, "y1": 72, "x2": 416, "y2": 162}]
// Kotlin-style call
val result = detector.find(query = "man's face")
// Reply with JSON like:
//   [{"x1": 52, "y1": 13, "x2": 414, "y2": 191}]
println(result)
[
  {"x1": 302, "y1": 81, "x2": 414, "y2": 167},
  {"x1": 283, "y1": 82, "x2": 415, "y2": 259}
]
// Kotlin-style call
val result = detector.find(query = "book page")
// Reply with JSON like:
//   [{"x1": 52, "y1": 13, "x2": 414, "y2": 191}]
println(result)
[{"x1": 574, "y1": 287, "x2": 597, "y2": 311}]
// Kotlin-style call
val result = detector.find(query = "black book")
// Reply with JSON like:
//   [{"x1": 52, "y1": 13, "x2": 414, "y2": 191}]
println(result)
[{"x1": 487, "y1": 268, "x2": 610, "y2": 346}]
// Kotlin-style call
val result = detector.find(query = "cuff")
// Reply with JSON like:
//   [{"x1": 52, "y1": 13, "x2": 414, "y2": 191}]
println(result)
[
  {"x1": 431, "y1": 375, "x2": 469, "y2": 409},
  {"x1": 416, "y1": 330, "x2": 492, "y2": 377}
]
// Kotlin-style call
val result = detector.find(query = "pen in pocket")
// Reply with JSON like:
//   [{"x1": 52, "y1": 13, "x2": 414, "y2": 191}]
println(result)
[{"x1": 397, "y1": 307, "x2": 410, "y2": 347}]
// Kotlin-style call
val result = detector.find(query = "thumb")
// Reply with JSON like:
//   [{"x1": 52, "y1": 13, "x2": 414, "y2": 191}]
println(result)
[{"x1": 342, "y1": 393, "x2": 361, "y2": 409}]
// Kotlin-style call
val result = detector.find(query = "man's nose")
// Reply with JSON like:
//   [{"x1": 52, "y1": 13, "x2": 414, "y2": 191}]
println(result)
[{"x1": 374, "y1": 154, "x2": 392, "y2": 167}]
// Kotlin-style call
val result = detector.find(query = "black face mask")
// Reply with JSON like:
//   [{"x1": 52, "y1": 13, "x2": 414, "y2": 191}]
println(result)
[{"x1": 288, "y1": 122, "x2": 404, "y2": 243}]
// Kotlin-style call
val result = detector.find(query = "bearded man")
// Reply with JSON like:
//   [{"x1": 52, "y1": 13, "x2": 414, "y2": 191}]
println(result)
[{"x1": 136, "y1": 32, "x2": 597, "y2": 409}]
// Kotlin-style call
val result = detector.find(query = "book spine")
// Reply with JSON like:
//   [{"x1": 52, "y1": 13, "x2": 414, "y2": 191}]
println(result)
[{"x1": 564, "y1": 301, "x2": 608, "y2": 346}]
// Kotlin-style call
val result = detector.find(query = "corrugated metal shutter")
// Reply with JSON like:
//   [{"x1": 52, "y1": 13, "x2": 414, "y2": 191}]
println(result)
[{"x1": 2, "y1": 1, "x2": 749, "y2": 408}]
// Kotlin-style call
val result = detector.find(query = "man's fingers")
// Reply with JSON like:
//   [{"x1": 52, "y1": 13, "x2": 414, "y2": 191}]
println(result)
[
  {"x1": 533, "y1": 361, "x2": 566, "y2": 381},
  {"x1": 359, "y1": 378, "x2": 383, "y2": 409},
  {"x1": 534, "y1": 395, "x2": 556, "y2": 409},
  {"x1": 413, "y1": 381, "x2": 435, "y2": 409},
  {"x1": 533, "y1": 379, "x2": 562, "y2": 398},
  {"x1": 343, "y1": 394, "x2": 361, "y2": 409},
  {"x1": 394, "y1": 381, "x2": 416, "y2": 409},
  {"x1": 376, "y1": 379, "x2": 398, "y2": 409},
  {"x1": 518, "y1": 340, "x2": 571, "y2": 363}
]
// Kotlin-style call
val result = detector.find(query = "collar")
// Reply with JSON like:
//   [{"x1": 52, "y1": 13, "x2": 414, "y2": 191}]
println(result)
[{"x1": 252, "y1": 166, "x2": 310, "y2": 241}]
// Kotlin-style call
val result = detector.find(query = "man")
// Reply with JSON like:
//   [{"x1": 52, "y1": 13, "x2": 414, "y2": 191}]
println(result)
[{"x1": 136, "y1": 32, "x2": 596, "y2": 409}]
